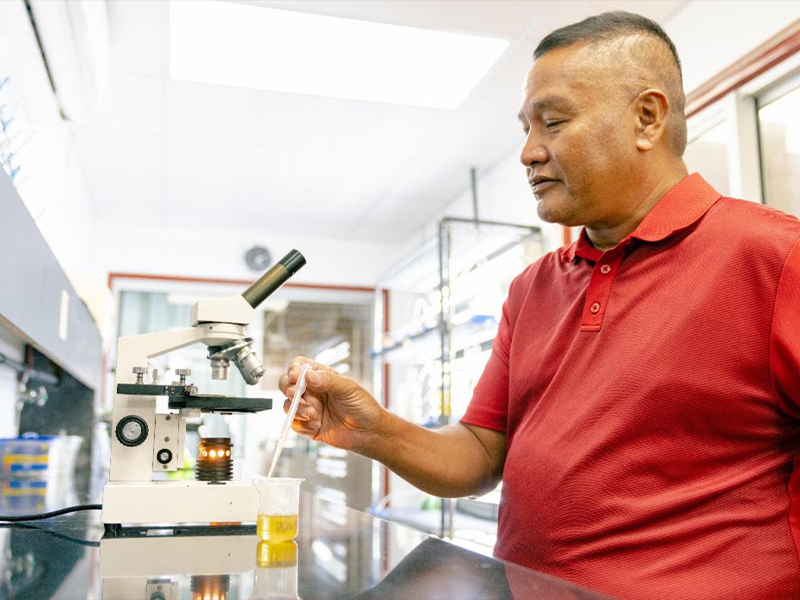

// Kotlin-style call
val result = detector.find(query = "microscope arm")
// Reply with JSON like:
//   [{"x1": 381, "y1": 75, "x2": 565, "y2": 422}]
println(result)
[{"x1": 116, "y1": 323, "x2": 245, "y2": 384}]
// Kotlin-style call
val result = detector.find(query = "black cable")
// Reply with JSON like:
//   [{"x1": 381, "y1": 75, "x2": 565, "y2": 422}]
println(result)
[
  {"x1": 0, "y1": 503, "x2": 102, "y2": 522},
  {"x1": 0, "y1": 521, "x2": 100, "y2": 547}
]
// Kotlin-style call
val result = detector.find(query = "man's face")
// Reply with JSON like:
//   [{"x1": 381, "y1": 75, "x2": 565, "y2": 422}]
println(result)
[{"x1": 518, "y1": 44, "x2": 642, "y2": 228}]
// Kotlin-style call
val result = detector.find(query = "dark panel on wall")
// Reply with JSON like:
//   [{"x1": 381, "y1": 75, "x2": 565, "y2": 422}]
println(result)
[
  {"x1": 0, "y1": 168, "x2": 102, "y2": 391},
  {"x1": 18, "y1": 347, "x2": 94, "y2": 496}
]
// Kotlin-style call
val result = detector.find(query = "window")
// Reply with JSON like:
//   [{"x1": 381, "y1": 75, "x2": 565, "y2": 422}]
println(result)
[
  {"x1": 684, "y1": 120, "x2": 731, "y2": 197},
  {"x1": 758, "y1": 80, "x2": 800, "y2": 216}
]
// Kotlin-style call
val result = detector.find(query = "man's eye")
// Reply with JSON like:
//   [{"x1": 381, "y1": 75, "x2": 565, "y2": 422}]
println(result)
[{"x1": 545, "y1": 120, "x2": 565, "y2": 129}]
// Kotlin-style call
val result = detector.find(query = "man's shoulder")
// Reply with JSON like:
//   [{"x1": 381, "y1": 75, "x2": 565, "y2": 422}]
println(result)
[
  {"x1": 703, "y1": 196, "x2": 800, "y2": 249},
  {"x1": 710, "y1": 196, "x2": 800, "y2": 230},
  {"x1": 507, "y1": 247, "x2": 565, "y2": 296}
]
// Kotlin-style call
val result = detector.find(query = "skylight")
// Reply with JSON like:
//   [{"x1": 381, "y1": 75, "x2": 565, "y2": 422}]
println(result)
[{"x1": 169, "y1": 1, "x2": 508, "y2": 110}]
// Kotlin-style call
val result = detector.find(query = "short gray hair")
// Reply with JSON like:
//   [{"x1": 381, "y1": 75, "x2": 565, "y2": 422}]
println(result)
[{"x1": 534, "y1": 11, "x2": 687, "y2": 157}]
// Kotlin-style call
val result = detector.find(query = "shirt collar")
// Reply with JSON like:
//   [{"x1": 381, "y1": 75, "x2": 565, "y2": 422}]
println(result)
[{"x1": 560, "y1": 173, "x2": 722, "y2": 263}]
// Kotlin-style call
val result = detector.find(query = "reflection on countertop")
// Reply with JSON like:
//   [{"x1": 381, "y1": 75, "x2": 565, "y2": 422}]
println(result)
[{"x1": 0, "y1": 493, "x2": 614, "y2": 600}]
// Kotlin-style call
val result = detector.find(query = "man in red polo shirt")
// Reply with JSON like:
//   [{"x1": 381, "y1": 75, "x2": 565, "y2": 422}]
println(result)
[{"x1": 279, "y1": 12, "x2": 800, "y2": 599}]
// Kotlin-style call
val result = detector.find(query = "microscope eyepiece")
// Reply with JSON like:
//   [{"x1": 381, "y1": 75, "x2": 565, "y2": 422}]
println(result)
[
  {"x1": 241, "y1": 249, "x2": 306, "y2": 309},
  {"x1": 279, "y1": 249, "x2": 306, "y2": 274}
]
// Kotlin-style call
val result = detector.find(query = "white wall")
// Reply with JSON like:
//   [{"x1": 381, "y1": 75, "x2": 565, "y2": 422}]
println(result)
[
  {"x1": 17, "y1": 125, "x2": 97, "y2": 276},
  {"x1": 0, "y1": 1, "x2": 97, "y2": 281},
  {"x1": 399, "y1": 147, "x2": 565, "y2": 260},
  {"x1": 92, "y1": 218, "x2": 407, "y2": 287},
  {"x1": 665, "y1": 1, "x2": 800, "y2": 94}
]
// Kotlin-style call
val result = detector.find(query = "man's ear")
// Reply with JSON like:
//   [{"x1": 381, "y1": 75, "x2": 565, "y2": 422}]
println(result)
[{"x1": 634, "y1": 88, "x2": 670, "y2": 152}]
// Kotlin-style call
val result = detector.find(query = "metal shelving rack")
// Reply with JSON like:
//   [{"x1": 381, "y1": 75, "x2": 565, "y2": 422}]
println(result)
[{"x1": 373, "y1": 217, "x2": 544, "y2": 543}]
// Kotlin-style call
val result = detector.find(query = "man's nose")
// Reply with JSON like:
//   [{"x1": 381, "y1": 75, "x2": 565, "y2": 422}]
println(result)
[{"x1": 520, "y1": 133, "x2": 548, "y2": 167}]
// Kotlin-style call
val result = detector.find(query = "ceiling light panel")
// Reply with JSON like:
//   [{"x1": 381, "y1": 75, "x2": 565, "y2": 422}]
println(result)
[{"x1": 169, "y1": 1, "x2": 508, "y2": 109}]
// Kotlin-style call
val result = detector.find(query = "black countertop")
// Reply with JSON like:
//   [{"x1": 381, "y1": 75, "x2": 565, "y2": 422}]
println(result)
[{"x1": 0, "y1": 493, "x2": 613, "y2": 599}]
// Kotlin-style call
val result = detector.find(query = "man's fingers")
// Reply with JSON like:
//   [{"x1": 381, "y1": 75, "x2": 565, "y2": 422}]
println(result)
[
  {"x1": 291, "y1": 419, "x2": 320, "y2": 436},
  {"x1": 283, "y1": 387, "x2": 322, "y2": 410},
  {"x1": 283, "y1": 398, "x2": 314, "y2": 421},
  {"x1": 303, "y1": 393, "x2": 323, "y2": 413},
  {"x1": 303, "y1": 368, "x2": 352, "y2": 395},
  {"x1": 278, "y1": 373, "x2": 290, "y2": 394},
  {"x1": 287, "y1": 356, "x2": 335, "y2": 381}
]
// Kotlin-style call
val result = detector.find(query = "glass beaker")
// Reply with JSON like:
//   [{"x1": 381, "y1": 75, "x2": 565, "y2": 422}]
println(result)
[
  {"x1": 253, "y1": 541, "x2": 299, "y2": 600},
  {"x1": 252, "y1": 477, "x2": 303, "y2": 542}
]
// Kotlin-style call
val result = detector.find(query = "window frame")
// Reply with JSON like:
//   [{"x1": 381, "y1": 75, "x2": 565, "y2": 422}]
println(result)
[{"x1": 683, "y1": 19, "x2": 800, "y2": 208}]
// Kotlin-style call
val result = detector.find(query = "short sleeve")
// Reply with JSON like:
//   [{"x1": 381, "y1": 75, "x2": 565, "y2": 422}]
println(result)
[
  {"x1": 770, "y1": 235, "x2": 800, "y2": 418},
  {"x1": 460, "y1": 281, "x2": 515, "y2": 433}
]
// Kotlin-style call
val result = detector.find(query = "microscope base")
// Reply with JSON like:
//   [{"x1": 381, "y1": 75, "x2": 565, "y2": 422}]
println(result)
[
  {"x1": 102, "y1": 480, "x2": 259, "y2": 526},
  {"x1": 100, "y1": 533, "x2": 256, "y2": 600}
]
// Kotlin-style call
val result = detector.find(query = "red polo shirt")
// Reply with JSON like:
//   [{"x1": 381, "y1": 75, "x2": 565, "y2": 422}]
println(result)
[{"x1": 462, "y1": 174, "x2": 800, "y2": 599}]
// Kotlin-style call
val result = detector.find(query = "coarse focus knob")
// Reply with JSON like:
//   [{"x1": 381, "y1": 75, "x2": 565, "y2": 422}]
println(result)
[{"x1": 115, "y1": 415, "x2": 149, "y2": 447}]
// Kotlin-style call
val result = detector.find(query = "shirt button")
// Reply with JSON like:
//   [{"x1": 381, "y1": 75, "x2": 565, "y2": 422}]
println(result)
[
  {"x1": 600, "y1": 264, "x2": 611, "y2": 274},
  {"x1": 590, "y1": 302, "x2": 601, "y2": 314}
]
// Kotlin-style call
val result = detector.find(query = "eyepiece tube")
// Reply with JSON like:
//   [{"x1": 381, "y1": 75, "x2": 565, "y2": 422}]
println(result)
[
  {"x1": 241, "y1": 249, "x2": 306, "y2": 309},
  {"x1": 279, "y1": 249, "x2": 306, "y2": 274}
]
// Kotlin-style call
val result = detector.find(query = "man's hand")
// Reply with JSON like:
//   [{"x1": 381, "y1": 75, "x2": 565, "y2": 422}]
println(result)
[
  {"x1": 278, "y1": 357, "x2": 387, "y2": 454},
  {"x1": 279, "y1": 356, "x2": 506, "y2": 498}
]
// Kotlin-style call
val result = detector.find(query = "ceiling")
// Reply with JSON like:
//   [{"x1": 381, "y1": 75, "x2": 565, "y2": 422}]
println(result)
[{"x1": 73, "y1": 0, "x2": 686, "y2": 243}]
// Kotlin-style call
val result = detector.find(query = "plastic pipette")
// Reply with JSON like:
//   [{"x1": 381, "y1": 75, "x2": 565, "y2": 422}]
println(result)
[{"x1": 268, "y1": 363, "x2": 312, "y2": 478}]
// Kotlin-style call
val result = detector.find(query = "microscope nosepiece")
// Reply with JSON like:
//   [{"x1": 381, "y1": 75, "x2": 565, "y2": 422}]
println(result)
[{"x1": 208, "y1": 338, "x2": 264, "y2": 385}]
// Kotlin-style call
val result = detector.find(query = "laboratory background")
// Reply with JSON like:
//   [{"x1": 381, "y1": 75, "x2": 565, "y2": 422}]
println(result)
[{"x1": 0, "y1": 1, "x2": 799, "y2": 599}]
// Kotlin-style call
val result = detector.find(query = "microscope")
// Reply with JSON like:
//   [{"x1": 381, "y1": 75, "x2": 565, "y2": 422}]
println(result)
[{"x1": 102, "y1": 250, "x2": 305, "y2": 528}]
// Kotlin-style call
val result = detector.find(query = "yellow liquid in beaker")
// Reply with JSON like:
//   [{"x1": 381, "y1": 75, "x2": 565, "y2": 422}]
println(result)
[
  {"x1": 256, "y1": 540, "x2": 298, "y2": 568},
  {"x1": 257, "y1": 514, "x2": 298, "y2": 542}
]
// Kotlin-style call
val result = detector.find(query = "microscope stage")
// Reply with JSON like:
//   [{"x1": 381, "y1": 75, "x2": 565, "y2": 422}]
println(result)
[{"x1": 116, "y1": 384, "x2": 272, "y2": 412}]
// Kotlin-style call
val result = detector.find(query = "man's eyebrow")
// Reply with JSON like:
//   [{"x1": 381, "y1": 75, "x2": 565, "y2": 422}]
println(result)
[{"x1": 519, "y1": 95, "x2": 578, "y2": 119}]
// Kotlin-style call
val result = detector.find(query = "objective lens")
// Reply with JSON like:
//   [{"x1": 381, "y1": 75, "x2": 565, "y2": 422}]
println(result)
[
  {"x1": 210, "y1": 358, "x2": 229, "y2": 380},
  {"x1": 234, "y1": 344, "x2": 264, "y2": 385},
  {"x1": 208, "y1": 339, "x2": 263, "y2": 385}
]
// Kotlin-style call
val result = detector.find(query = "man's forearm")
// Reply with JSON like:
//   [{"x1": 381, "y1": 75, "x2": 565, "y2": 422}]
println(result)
[{"x1": 361, "y1": 411, "x2": 502, "y2": 498}]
